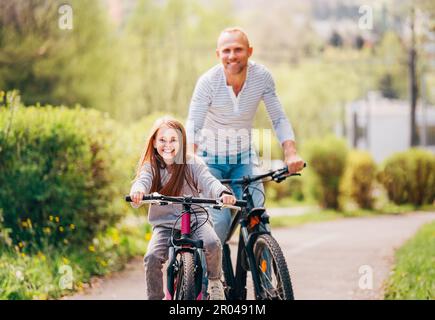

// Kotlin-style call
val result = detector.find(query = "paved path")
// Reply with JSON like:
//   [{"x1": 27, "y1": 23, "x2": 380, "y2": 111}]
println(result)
[{"x1": 66, "y1": 211, "x2": 435, "y2": 300}]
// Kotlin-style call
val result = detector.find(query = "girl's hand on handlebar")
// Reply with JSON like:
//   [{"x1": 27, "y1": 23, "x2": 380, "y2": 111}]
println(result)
[
  {"x1": 130, "y1": 191, "x2": 145, "y2": 205},
  {"x1": 219, "y1": 194, "x2": 237, "y2": 205}
]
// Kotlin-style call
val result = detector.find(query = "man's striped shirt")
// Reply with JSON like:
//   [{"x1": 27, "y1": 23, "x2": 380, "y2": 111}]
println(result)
[{"x1": 186, "y1": 61, "x2": 295, "y2": 158}]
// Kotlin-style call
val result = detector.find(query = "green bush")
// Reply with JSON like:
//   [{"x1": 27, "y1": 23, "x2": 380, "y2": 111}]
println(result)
[
  {"x1": 264, "y1": 177, "x2": 304, "y2": 204},
  {"x1": 302, "y1": 135, "x2": 348, "y2": 209},
  {"x1": 0, "y1": 96, "x2": 123, "y2": 251},
  {"x1": 378, "y1": 149, "x2": 435, "y2": 206},
  {"x1": 340, "y1": 151, "x2": 377, "y2": 209}
]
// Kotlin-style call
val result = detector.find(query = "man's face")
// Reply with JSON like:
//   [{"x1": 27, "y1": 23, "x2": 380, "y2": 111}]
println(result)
[{"x1": 216, "y1": 32, "x2": 253, "y2": 75}]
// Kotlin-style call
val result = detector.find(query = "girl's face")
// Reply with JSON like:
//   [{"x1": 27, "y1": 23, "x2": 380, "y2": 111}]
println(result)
[{"x1": 153, "y1": 126, "x2": 181, "y2": 165}]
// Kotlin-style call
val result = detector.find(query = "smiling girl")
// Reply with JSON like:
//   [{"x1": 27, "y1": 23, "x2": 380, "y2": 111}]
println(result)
[{"x1": 129, "y1": 116, "x2": 236, "y2": 300}]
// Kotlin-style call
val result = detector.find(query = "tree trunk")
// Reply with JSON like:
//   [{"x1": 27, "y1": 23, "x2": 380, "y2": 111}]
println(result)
[{"x1": 409, "y1": 7, "x2": 419, "y2": 146}]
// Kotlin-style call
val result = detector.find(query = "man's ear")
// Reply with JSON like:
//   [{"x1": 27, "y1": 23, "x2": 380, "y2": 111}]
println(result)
[
  {"x1": 216, "y1": 48, "x2": 220, "y2": 59},
  {"x1": 248, "y1": 46, "x2": 253, "y2": 58}
]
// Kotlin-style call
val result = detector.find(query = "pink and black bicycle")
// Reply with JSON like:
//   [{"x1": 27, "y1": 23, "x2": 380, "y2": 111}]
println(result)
[{"x1": 126, "y1": 192, "x2": 246, "y2": 300}]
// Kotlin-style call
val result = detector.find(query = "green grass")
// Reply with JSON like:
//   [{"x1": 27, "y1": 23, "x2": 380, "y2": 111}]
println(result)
[
  {"x1": 384, "y1": 221, "x2": 435, "y2": 300},
  {"x1": 0, "y1": 217, "x2": 150, "y2": 300}
]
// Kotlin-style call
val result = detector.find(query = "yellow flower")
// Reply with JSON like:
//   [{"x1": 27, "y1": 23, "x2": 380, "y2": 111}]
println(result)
[
  {"x1": 21, "y1": 221, "x2": 28, "y2": 228},
  {"x1": 110, "y1": 230, "x2": 120, "y2": 245},
  {"x1": 18, "y1": 242, "x2": 24, "y2": 248},
  {"x1": 37, "y1": 252, "x2": 46, "y2": 261},
  {"x1": 145, "y1": 233, "x2": 152, "y2": 241},
  {"x1": 21, "y1": 252, "x2": 26, "y2": 258},
  {"x1": 55, "y1": 216, "x2": 60, "y2": 223},
  {"x1": 62, "y1": 257, "x2": 70, "y2": 265},
  {"x1": 59, "y1": 226, "x2": 64, "y2": 232},
  {"x1": 88, "y1": 245, "x2": 95, "y2": 252},
  {"x1": 63, "y1": 239, "x2": 69, "y2": 245},
  {"x1": 27, "y1": 218, "x2": 32, "y2": 229},
  {"x1": 98, "y1": 259, "x2": 108, "y2": 267},
  {"x1": 43, "y1": 227, "x2": 51, "y2": 234},
  {"x1": 69, "y1": 224, "x2": 76, "y2": 230},
  {"x1": 49, "y1": 216, "x2": 54, "y2": 222}
]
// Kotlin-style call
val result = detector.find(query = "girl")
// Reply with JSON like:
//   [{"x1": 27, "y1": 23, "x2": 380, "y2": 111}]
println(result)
[{"x1": 129, "y1": 116, "x2": 236, "y2": 300}]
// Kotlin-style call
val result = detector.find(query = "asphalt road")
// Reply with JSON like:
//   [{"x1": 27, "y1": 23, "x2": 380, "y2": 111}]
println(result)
[{"x1": 66, "y1": 211, "x2": 435, "y2": 300}]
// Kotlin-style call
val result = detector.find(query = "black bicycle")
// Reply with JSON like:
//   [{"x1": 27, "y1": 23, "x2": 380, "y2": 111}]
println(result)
[
  {"x1": 219, "y1": 164, "x2": 305, "y2": 300},
  {"x1": 125, "y1": 192, "x2": 246, "y2": 300}
]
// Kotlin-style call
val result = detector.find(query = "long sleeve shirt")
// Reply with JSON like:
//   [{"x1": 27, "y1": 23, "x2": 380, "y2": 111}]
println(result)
[
  {"x1": 186, "y1": 61, "x2": 295, "y2": 159},
  {"x1": 130, "y1": 156, "x2": 231, "y2": 228}
]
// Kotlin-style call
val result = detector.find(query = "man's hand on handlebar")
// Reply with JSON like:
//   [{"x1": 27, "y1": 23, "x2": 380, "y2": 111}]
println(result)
[{"x1": 285, "y1": 154, "x2": 305, "y2": 174}]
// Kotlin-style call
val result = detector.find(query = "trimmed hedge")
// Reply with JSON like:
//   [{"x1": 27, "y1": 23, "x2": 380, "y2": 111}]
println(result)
[
  {"x1": 0, "y1": 97, "x2": 123, "y2": 251},
  {"x1": 302, "y1": 135, "x2": 348, "y2": 209},
  {"x1": 378, "y1": 149, "x2": 435, "y2": 206},
  {"x1": 340, "y1": 151, "x2": 376, "y2": 209}
]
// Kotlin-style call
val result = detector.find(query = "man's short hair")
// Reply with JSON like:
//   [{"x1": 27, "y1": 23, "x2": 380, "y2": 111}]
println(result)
[{"x1": 217, "y1": 27, "x2": 251, "y2": 48}]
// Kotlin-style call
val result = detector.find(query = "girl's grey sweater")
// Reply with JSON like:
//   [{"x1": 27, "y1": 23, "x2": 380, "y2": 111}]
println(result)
[{"x1": 130, "y1": 157, "x2": 230, "y2": 229}]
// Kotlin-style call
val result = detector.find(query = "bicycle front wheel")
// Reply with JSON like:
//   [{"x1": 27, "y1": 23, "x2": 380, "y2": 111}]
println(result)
[
  {"x1": 174, "y1": 252, "x2": 196, "y2": 300},
  {"x1": 253, "y1": 234, "x2": 294, "y2": 300}
]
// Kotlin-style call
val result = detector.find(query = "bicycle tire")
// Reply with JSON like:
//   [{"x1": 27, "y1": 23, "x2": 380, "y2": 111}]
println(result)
[
  {"x1": 253, "y1": 234, "x2": 294, "y2": 300},
  {"x1": 174, "y1": 252, "x2": 196, "y2": 300}
]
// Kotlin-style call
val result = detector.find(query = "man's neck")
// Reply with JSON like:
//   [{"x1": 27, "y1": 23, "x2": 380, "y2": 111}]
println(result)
[{"x1": 224, "y1": 67, "x2": 248, "y2": 96}]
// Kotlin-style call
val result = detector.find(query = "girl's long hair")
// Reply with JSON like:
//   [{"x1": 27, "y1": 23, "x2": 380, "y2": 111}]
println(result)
[{"x1": 134, "y1": 116, "x2": 197, "y2": 196}]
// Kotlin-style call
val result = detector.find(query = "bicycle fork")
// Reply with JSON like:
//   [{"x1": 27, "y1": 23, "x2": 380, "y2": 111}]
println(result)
[{"x1": 223, "y1": 224, "x2": 269, "y2": 300}]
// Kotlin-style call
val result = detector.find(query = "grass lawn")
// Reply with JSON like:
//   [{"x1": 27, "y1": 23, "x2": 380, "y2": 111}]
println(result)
[
  {"x1": 0, "y1": 217, "x2": 150, "y2": 300},
  {"x1": 384, "y1": 220, "x2": 435, "y2": 300}
]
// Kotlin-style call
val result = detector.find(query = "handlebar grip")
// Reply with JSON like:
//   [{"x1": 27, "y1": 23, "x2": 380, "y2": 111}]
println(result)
[
  {"x1": 125, "y1": 194, "x2": 154, "y2": 202},
  {"x1": 234, "y1": 200, "x2": 247, "y2": 207},
  {"x1": 282, "y1": 162, "x2": 307, "y2": 173}
]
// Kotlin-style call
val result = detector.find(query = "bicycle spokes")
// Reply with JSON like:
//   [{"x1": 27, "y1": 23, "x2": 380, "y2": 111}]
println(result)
[{"x1": 257, "y1": 248, "x2": 284, "y2": 299}]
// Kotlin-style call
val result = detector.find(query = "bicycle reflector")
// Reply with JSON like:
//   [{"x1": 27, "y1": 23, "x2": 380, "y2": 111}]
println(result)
[
  {"x1": 260, "y1": 259, "x2": 267, "y2": 273},
  {"x1": 249, "y1": 215, "x2": 261, "y2": 229}
]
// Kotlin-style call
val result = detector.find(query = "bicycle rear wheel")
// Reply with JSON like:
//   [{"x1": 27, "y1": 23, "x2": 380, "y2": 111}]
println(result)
[
  {"x1": 253, "y1": 234, "x2": 294, "y2": 300},
  {"x1": 174, "y1": 252, "x2": 197, "y2": 300}
]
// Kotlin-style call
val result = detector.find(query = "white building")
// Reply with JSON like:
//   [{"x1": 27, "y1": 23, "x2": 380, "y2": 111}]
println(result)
[{"x1": 343, "y1": 91, "x2": 435, "y2": 163}]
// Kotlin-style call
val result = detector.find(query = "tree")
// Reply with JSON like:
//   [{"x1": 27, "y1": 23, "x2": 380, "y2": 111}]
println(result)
[
  {"x1": 0, "y1": 0, "x2": 118, "y2": 112},
  {"x1": 329, "y1": 31, "x2": 343, "y2": 47},
  {"x1": 409, "y1": 6, "x2": 419, "y2": 146}
]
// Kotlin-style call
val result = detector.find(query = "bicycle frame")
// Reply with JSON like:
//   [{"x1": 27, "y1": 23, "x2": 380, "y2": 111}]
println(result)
[
  {"x1": 165, "y1": 200, "x2": 204, "y2": 300},
  {"x1": 221, "y1": 166, "x2": 304, "y2": 300},
  {"x1": 222, "y1": 179, "x2": 271, "y2": 300},
  {"x1": 126, "y1": 193, "x2": 247, "y2": 300}
]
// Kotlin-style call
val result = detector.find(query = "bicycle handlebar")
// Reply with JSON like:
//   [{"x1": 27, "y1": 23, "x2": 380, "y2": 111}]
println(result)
[
  {"x1": 220, "y1": 162, "x2": 307, "y2": 185},
  {"x1": 125, "y1": 192, "x2": 247, "y2": 209}
]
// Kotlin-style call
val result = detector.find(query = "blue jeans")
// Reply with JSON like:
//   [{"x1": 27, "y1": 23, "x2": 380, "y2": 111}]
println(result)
[
  {"x1": 200, "y1": 152, "x2": 267, "y2": 296},
  {"x1": 202, "y1": 153, "x2": 265, "y2": 244}
]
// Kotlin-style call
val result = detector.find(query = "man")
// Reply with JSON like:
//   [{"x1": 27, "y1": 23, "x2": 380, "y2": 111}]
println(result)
[{"x1": 186, "y1": 27, "x2": 304, "y2": 244}]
